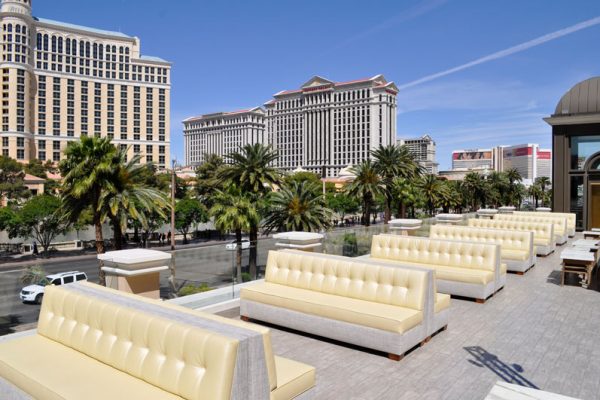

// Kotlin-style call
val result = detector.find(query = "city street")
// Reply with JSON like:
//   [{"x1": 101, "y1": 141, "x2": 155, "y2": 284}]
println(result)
[{"x1": 0, "y1": 239, "x2": 275, "y2": 335}]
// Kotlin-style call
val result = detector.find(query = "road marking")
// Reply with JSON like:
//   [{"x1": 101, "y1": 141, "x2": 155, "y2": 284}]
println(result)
[{"x1": 0, "y1": 269, "x2": 23, "y2": 274}]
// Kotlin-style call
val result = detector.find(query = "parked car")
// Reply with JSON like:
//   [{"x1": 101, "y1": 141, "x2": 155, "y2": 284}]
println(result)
[
  {"x1": 225, "y1": 239, "x2": 251, "y2": 251},
  {"x1": 20, "y1": 271, "x2": 87, "y2": 305}
]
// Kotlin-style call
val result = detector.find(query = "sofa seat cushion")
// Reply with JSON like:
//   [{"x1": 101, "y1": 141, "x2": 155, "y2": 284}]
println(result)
[
  {"x1": 435, "y1": 293, "x2": 451, "y2": 313},
  {"x1": 0, "y1": 335, "x2": 184, "y2": 400},
  {"x1": 271, "y1": 356, "x2": 315, "y2": 400},
  {"x1": 382, "y1": 261, "x2": 495, "y2": 285},
  {"x1": 502, "y1": 249, "x2": 529, "y2": 261},
  {"x1": 242, "y1": 282, "x2": 423, "y2": 334}
]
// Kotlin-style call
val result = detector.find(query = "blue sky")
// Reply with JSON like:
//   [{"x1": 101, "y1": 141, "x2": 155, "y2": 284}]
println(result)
[{"x1": 34, "y1": 0, "x2": 600, "y2": 170}]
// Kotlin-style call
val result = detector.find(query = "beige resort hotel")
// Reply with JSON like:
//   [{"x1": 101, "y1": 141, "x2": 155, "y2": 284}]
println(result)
[{"x1": 0, "y1": 0, "x2": 171, "y2": 168}]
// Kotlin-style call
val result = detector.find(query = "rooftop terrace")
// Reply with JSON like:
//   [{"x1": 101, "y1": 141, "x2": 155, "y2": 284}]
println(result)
[{"x1": 216, "y1": 235, "x2": 599, "y2": 400}]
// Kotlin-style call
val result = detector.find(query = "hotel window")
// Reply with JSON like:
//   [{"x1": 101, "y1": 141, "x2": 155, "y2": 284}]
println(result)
[{"x1": 17, "y1": 149, "x2": 24, "y2": 160}]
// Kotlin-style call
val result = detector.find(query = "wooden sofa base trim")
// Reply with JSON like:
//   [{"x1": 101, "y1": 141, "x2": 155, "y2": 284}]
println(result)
[{"x1": 388, "y1": 353, "x2": 404, "y2": 362}]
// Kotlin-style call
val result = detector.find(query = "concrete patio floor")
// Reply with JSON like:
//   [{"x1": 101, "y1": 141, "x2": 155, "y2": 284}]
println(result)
[{"x1": 220, "y1": 236, "x2": 600, "y2": 400}]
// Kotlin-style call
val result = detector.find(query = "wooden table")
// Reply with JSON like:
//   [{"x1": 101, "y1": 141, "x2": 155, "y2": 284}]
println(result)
[
  {"x1": 560, "y1": 249, "x2": 596, "y2": 288},
  {"x1": 583, "y1": 231, "x2": 600, "y2": 239}
]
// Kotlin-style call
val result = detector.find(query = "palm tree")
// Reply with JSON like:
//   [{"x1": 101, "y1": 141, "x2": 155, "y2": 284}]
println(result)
[
  {"x1": 59, "y1": 137, "x2": 118, "y2": 285},
  {"x1": 535, "y1": 177, "x2": 552, "y2": 207},
  {"x1": 263, "y1": 181, "x2": 333, "y2": 234},
  {"x1": 218, "y1": 144, "x2": 280, "y2": 279},
  {"x1": 419, "y1": 174, "x2": 446, "y2": 216},
  {"x1": 210, "y1": 187, "x2": 259, "y2": 283},
  {"x1": 372, "y1": 144, "x2": 422, "y2": 224},
  {"x1": 100, "y1": 150, "x2": 170, "y2": 250},
  {"x1": 486, "y1": 171, "x2": 508, "y2": 209},
  {"x1": 462, "y1": 172, "x2": 487, "y2": 211},
  {"x1": 346, "y1": 160, "x2": 382, "y2": 227},
  {"x1": 505, "y1": 168, "x2": 523, "y2": 206}
]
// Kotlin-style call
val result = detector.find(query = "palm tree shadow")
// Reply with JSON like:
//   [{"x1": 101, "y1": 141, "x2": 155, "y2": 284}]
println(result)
[{"x1": 464, "y1": 346, "x2": 538, "y2": 389}]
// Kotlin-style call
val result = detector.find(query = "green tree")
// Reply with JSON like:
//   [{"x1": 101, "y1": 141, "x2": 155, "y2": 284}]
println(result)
[
  {"x1": 505, "y1": 168, "x2": 523, "y2": 207},
  {"x1": 59, "y1": 136, "x2": 118, "y2": 275},
  {"x1": 346, "y1": 160, "x2": 382, "y2": 227},
  {"x1": 462, "y1": 172, "x2": 488, "y2": 211},
  {"x1": 372, "y1": 144, "x2": 422, "y2": 224},
  {"x1": 264, "y1": 181, "x2": 333, "y2": 234},
  {"x1": 283, "y1": 171, "x2": 323, "y2": 197},
  {"x1": 8, "y1": 195, "x2": 70, "y2": 256},
  {"x1": 219, "y1": 144, "x2": 280, "y2": 279},
  {"x1": 486, "y1": 171, "x2": 508, "y2": 209},
  {"x1": 100, "y1": 150, "x2": 170, "y2": 250},
  {"x1": 0, "y1": 156, "x2": 30, "y2": 201},
  {"x1": 210, "y1": 187, "x2": 259, "y2": 283},
  {"x1": 196, "y1": 154, "x2": 226, "y2": 208},
  {"x1": 175, "y1": 197, "x2": 208, "y2": 244},
  {"x1": 419, "y1": 174, "x2": 446, "y2": 216},
  {"x1": 0, "y1": 206, "x2": 16, "y2": 232},
  {"x1": 327, "y1": 192, "x2": 360, "y2": 224},
  {"x1": 24, "y1": 159, "x2": 49, "y2": 179}
]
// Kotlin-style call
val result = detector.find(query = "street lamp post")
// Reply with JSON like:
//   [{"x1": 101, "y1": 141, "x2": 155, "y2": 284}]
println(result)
[
  {"x1": 169, "y1": 159, "x2": 177, "y2": 297},
  {"x1": 170, "y1": 159, "x2": 176, "y2": 251}
]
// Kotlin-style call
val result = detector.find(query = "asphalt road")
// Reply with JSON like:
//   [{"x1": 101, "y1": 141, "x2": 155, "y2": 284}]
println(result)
[{"x1": 0, "y1": 239, "x2": 275, "y2": 335}]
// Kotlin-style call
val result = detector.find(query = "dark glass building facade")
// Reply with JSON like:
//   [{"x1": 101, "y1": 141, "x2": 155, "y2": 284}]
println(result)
[{"x1": 545, "y1": 77, "x2": 600, "y2": 231}]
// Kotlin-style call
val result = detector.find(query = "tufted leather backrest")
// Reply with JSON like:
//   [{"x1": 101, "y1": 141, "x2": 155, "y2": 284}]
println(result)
[
  {"x1": 37, "y1": 285, "x2": 240, "y2": 400},
  {"x1": 371, "y1": 235, "x2": 498, "y2": 272},
  {"x1": 430, "y1": 225, "x2": 532, "y2": 253},
  {"x1": 515, "y1": 211, "x2": 576, "y2": 231},
  {"x1": 494, "y1": 214, "x2": 567, "y2": 236},
  {"x1": 468, "y1": 219, "x2": 554, "y2": 243},
  {"x1": 265, "y1": 250, "x2": 428, "y2": 311}
]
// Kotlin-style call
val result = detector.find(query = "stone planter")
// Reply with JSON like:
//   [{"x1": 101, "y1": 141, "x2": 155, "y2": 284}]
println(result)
[
  {"x1": 98, "y1": 249, "x2": 171, "y2": 299},
  {"x1": 477, "y1": 209, "x2": 498, "y2": 219},
  {"x1": 498, "y1": 206, "x2": 516, "y2": 214},
  {"x1": 274, "y1": 232, "x2": 324, "y2": 252},
  {"x1": 436, "y1": 214, "x2": 464, "y2": 225},
  {"x1": 389, "y1": 219, "x2": 423, "y2": 235}
]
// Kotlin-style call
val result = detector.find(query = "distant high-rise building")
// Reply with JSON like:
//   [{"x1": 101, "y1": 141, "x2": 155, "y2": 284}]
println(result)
[
  {"x1": 0, "y1": 0, "x2": 172, "y2": 167},
  {"x1": 398, "y1": 134, "x2": 438, "y2": 174},
  {"x1": 502, "y1": 144, "x2": 552, "y2": 184},
  {"x1": 184, "y1": 75, "x2": 399, "y2": 177},
  {"x1": 183, "y1": 108, "x2": 266, "y2": 166},
  {"x1": 451, "y1": 149, "x2": 496, "y2": 171},
  {"x1": 449, "y1": 144, "x2": 552, "y2": 185}
]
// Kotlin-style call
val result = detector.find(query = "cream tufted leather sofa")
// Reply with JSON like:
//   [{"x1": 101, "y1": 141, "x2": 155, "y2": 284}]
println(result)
[
  {"x1": 241, "y1": 250, "x2": 439, "y2": 361},
  {"x1": 514, "y1": 211, "x2": 577, "y2": 237},
  {"x1": 494, "y1": 214, "x2": 568, "y2": 245},
  {"x1": 429, "y1": 225, "x2": 535, "y2": 274},
  {"x1": 367, "y1": 235, "x2": 506, "y2": 303},
  {"x1": 0, "y1": 282, "x2": 315, "y2": 400},
  {"x1": 468, "y1": 219, "x2": 555, "y2": 256},
  {"x1": 279, "y1": 249, "x2": 450, "y2": 338}
]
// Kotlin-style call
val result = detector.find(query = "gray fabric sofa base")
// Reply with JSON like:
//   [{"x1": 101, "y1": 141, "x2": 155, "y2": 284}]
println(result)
[
  {"x1": 432, "y1": 308, "x2": 450, "y2": 336},
  {"x1": 505, "y1": 258, "x2": 535, "y2": 273},
  {"x1": 240, "y1": 300, "x2": 428, "y2": 358},
  {"x1": 437, "y1": 279, "x2": 496, "y2": 302},
  {"x1": 556, "y1": 235, "x2": 568, "y2": 245},
  {"x1": 536, "y1": 243, "x2": 555, "y2": 256}
]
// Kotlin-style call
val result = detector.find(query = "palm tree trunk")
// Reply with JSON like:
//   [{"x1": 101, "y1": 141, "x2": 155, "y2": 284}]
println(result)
[
  {"x1": 384, "y1": 195, "x2": 392, "y2": 224},
  {"x1": 249, "y1": 226, "x2": 258, "y2": 280},
  {"x1": 365, "y1": 198, "x2": 371, "y2": 227},
  {"x1": 94, "y1": 214, "x2": 106, "y2": 286},
  {"x1": 235, "y1": 229, "x2": 243, "y2": 284},
  {"x1": 111, "y1": 218, "x2": 123, "y2": 250},
  {"x1": 401, "y1": 203, "x2": 407, "y2": 219}
]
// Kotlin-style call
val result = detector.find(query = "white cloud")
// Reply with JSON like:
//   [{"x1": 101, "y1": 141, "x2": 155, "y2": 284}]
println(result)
[{"x1": 398, "y1": 15, "x2": 600, "y2": 90}]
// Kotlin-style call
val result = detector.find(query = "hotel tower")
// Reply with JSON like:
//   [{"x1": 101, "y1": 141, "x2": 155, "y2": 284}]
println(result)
[{"x1": 0, "y1": 0, "x2": 171, "y2": 167}]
